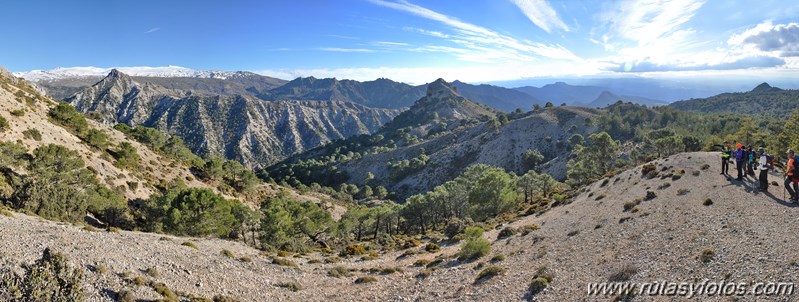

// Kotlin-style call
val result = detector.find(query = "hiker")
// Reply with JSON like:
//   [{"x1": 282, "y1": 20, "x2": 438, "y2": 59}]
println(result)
[
  {"x1": 747, "y1": 145, "x2": 756, "y2": 176},
  {"x1": 758, "y1": 147, "x2": 770, "y2": 192},
  {"x1": 785, "y1": 149, "x2": 799, "y2": 201},
  {"x1": 715, "y1": 141, "x2": 732, "y2": 175},
  {"x1": 735, "y1": 144, "x2": 744, "y2": 181}
]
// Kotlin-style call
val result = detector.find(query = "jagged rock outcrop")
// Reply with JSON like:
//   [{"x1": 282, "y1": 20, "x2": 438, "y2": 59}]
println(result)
[{"x1": 65, "y1": 70, "x2": 402, "y2": 167}]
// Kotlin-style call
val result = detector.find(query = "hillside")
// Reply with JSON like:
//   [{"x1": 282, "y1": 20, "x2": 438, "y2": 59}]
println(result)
[
  {"x1": 270, "y1": 79, "x2": 598, "y2": 198},
  {"x1": 64, "y1": 70, "x2": 401, "y2": 167},
  {"x1": 669, "y1": 82, "x2": 799, "y2": 117},
  {"x1": 3, "y1": 152, "x2": 795, "y2": 301},
  {"x1": 585, "y1": 91, "x2": 668, "y2": 108}
]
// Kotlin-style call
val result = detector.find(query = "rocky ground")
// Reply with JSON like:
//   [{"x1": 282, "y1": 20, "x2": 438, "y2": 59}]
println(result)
[{"x1": 3, "y1": 152, "x2": 799, "y2": 301}]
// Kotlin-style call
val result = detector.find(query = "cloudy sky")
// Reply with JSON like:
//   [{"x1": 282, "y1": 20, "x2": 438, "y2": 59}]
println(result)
[{"x1": 3, "y1": 0, "x2": 799, "y2": 84}]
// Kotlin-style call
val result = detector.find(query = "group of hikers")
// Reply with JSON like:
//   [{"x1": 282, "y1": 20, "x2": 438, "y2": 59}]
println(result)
[{"x1": 717, "y1": 141, "x2": 799, "y2": 201}]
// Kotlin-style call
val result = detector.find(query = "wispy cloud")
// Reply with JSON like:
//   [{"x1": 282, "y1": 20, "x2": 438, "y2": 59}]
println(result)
[
  {"x1": 318, "y1": 47, "x2": 375, "y2": 53},
  {"x1": 509, "y1": 0, "x2": 569, "y2": 33},
  {"x1": 327, "y1": 34, "x2": 359, "y2": 40},
  {"x1": 404, "y1": 27, "x2": 450, "y2": 38},
  {"x1": 144, "y1": 27, "x2": 161, "y2": 34},
  {"x1": 372, "y1": 41, "x2": 410, "y2": 47},
  {"x1": 368, "y1": 0, "x2": 581, "y2": 62}
]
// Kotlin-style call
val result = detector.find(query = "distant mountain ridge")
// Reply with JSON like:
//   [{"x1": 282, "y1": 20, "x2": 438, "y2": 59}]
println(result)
[
  {"x1": 669, "y1": 82, "x2": 799, "y2": 117},
  {"x1": 65, "y1": 70, "x2": 401, "y2": 167}
]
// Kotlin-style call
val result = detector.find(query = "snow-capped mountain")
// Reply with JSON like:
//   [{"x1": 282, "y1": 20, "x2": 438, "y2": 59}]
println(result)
[{"x1": 14, "y1": 66, "x2": 247, "y2": 82}]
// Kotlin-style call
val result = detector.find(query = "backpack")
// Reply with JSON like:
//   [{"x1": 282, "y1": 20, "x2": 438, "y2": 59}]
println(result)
[
  {"x1": 765, "y1": 154, "x2": 774, "y2": 170},
  {"x1": 792, "y1": 155, "x2": 799, "y2": 180}
]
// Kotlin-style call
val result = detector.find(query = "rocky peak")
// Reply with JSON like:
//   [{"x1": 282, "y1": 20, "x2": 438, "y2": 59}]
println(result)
[
  {"x1": 425, "y1": 78, "x2": 460, "y2": 99},
  {"x1": 752, "y1": 82, "x2": 774, "y2": 92}
]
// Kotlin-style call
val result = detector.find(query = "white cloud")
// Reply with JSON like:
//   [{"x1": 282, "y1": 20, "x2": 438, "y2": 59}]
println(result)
[
  {"x1": 729, "y1": 21, "x2": 799, "y2": 57},
  {"x1": 144, "y1": 27, "x2": 160, "y2": 34},
  {"x1": 597, "y1": 0, "x2": 704, "y2": 60},
  {"x1": 404, "y1": 27, "x2": 450, "y2": 38},
  {"x1": 372, "y1": 41, "x2": 410, "y2": 47},
  {"x1": 368, "y1": 0, "x2": 582, "y2": 62},
  {"x1": 317, "y1": 47, "x2": 375, "y2": 53},
  {"x1": 509, "y1": 0, "x2": 569, "y2": 33}
]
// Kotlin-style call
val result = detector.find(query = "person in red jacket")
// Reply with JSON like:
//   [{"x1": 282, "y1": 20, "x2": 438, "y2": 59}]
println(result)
[{"x1": 785, "y1": 149, "x2": 799, "y2": 201}]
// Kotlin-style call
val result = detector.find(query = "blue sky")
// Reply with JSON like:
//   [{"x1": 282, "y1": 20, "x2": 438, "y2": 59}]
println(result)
[{"x1": 3, "y1": 0, "x2": 799, "y2": 84}]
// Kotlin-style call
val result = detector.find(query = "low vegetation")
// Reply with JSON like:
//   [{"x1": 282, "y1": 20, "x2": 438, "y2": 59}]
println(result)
[
  {"x1": 458, "y1": 227, "x2": 491, "y2": 261},
  {"x1": 0, "y1": 248, "x2": 84, "y2": 301}
]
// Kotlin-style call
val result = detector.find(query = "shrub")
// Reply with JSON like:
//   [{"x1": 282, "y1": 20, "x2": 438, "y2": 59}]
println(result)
[
  {"x1": 143, "y1": 188, "x2": 241, "y2": 237},
  {"x1": 145, "y1": 267, "x2": 160, "y2": 278},
  {"x1": 341, "y1": 244, "x2": 367, "y2": 256},
  {"x1": 354, "y1": 276, "x2": 377, "y2": 284},
  {"x1": 0, "y1": 248, "x2": 85, "y2": 301},
  {"x1": 608, "y1": 263, "x2": 637, "y2": 282},
  {"x1": 413, "y1": 259, "x2": 431, "y2": 267},
  {"x1": 112, "y1": 142, "x2": 139, "y2": 169},
  {"x1": 181, "y1": 241, "x2": 199, "y2": 250},
  {"x1": 703, "y1": 198, "x2": 713, "y2": 206},
  {"x1": 475, "y1": 265, "x2": 505, "y2": 283},
  {"x1": 458, "y1": 227, "x2": 491, "y2": 261},
  {"x1": 0, "y1": 116, "x2": 9, "y2": 132},
  {"x1": 213, "y1": 295, "x2": 241, "y2": 302},
  {"x1": 567, "y1": 230, "x2": 579, "y2": 237},
  {"x1": 221, "y1": 249, "x2": 234, "y2": 258},
  {"x1": 490, "y1": 254, "x2": 505, "y2": 262},
  {"x1": 644, "y1": 191, "x2": 656, "y2": 201},
  {"x1": 83, "y1": 129, "x2": 110, "y2": 150},
  {"x1": 48, "y1": 102, "x2": 88, "y2": 134},
  {"x1": 151, "y1": 282, "x2": 178, "y2": 300},
  {"x1": 117, "y1": 289, "x2": 136, "y2": 302},
  {"x1": 9, "y1": 109, "x2": 24, "y2": 116},
  {"x1": 497, "y1": 227, "x2": 517, "y2": 240},
  {"x1": 677, "y1": 189, "x2": 690, "y2": 196},
  {"x1": 641, "y1": 163, "x2": 656, "y2": 177},
  {"x1": 328, "y1": 266, "x2": 351, "y2": 278},
  {"x1": 132, "y1": 276, "x2": 147, "y2": 286},
  {"x1": 277, "y1": 250, "x2": 291, "y2": 257},
  {"x1": 520, "y1": 224, "x2": 540, "y2": 235},
  {"x1": 307, "y1": 259, "x2": 321, "y2": 264},
  {"x1": 528, "y1": 277, "x2": 549, "y2": 296},
  {"x1": 424, "y1": 243, "x2": 440, "y2": 253},
  {"x1": 22, "y1": 129, "x2": 41, "y2": 141},
  {"x1": 700, "y1": 249, "x2": 715, "y2": 263},
  {"x1": 623, "y1": 201, "x2": 638, "y2": 212},
  {"x1": 272, "y1": 257, "x2": 298, "y2": 268},
  {"x1": 239, "y1": 256, "x2": 252, "y2": 263},
  {"x1": 276, "y1": 281, "x2": 302, "y2": 292}
]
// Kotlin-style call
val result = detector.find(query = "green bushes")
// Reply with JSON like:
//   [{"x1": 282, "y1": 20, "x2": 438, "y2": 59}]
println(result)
[
  {"x1": 112, "y1": 142, "x2": 139, "y2": 169},
  {"x1": 22, "y1": 129, "x2": 41, "y2": 141},
  {"x1": 475, "y1": 265, "x2": 505, "y2": 283},
  {"x1": 0, "y1": 248, "x2": 84, "y2": 301},
  {"x1": 48, "y1": 102, "x2": 88, "y2": 134},
  {"x1": 275, "y1": 281, "x2": 302, "y2": 292},
  {"x1": 0, "y1": 116, "x2": 9, "y2": 131},
  {"x1": 260, "y1": 191, "x2": 334, "y2": 252},
  {"x1": 497, "y1": 227, "x2": 517, "y2": 240},
  {"x1": 83, "y1": 129, "x2": 110, "y2": 150},
  {"x1": 114, "y1": 124, "x2": 204, "y2": 167},
  {"x1": 143, "y1": 188, "x2": 244, "y2": 237},
  {"x1": 9, "y1": 109, "x2": 24, "y2": 117},
  {"x1": 458, "y1": 227, "x2": 491, "y2": 261}
]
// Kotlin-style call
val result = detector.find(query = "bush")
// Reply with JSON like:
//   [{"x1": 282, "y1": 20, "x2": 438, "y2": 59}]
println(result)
[
  {"x1": 272, "y1": 257, "x2": 298, "y2": 268},
  {"x1": 497, "y1": 227, "x2": 517, "y2": 240},
  {"x1": 528, "y1": 277, "x2": 549, "y2": 296},
  {"x1": 490, "y1": 254, "x2": 505, "y2": 262},
  {"x1": 703, "y1": 198, "x2": 713, "y2": 206},
  {"x1": 151, "y1": 282, "x2": 177, "y2": 300},
  {"x1": 475, "y1": 265, "x2": 505, "y2": 283},
  {"x1": 83, "y1": 129, "x2": 110, "y2": 150},
  {"x1": 276, "y1": 281, "x2": 302, "y2": 292},
  {"x1": 700, "y1": 248, "x2": 715, "y2": 263},
  {"x1": 22, "y1": 129, "x2": 41, "y2": 141},
  {"x1": 143, "y1": 188, "x2": 240, "y2": 237},
  {"x1": 424, "y1": 243, "x2": 440, "y2": 253},
  {"x1": 328, "y1": 266, "x2": 351, "y2": 278},
  {"x1": 112, "y1": 142, "x2": 139, "y2": 169},
  {"x1": 221, "y1": 249, "x2": 234, "y2": 258},
  {"x1": 49, "y1": 102, "x2": 88, "y2": 134},
  {"x1": 145, "y1": 267, "x2": 159, "y2": 278},
  {"x1": 0, "y1": 116, "x2": 9, "y2": 132},
  {"x1": 354, "y1": 276, "x2": 377, "y2": 284},
  {"x1": 117, "y1": 289, "x2": 136, "y2": 302},
  {"x1": 641, "y1": 163, "x2": 656, "y2": 177},
  {"x1": 181, "y1": 241, "x2": 199, "y2": 250},
  {"x1": 520, "y1": 224, "x2": 539, "y2": 235},
  {"x1": 458, "y1": 227, "x2": 491, "y2": 261},
  {"x1": 10, "y1": 109, "x2": 24, "y2": 116},
  {"x1": 0, "y1": 248, "x2": 84, "y2": 301},
  {"x1": 341, "y1": 244, "x2": 367, "y2": 256},
  {"x1": 413, "y1": 259, "x2": 431, "y2": 267},
  {"x1": 608, "y1": 263, "x2": 637, "y2": 282}
]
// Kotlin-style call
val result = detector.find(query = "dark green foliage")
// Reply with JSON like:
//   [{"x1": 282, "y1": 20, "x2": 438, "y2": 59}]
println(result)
[
  {"x1": 143, "y1": 188, "x2": 240, "y2": 236},
  {"x1": 669, "y1": 85, "x2": 799, "y2": 118},
  {"x1": 112, "y1": 142, "x2": 139, "y2": 169},
  {"x1": 0, "y1": 116, "x2": 9, "y2": 132},
  {"x1": 22, "y1": 129, "x2": 42, "y2": 141},
  {"x1": 528, "y1": 277, "x2": 549, "y2": 296},
  {"x1": 497, "y1": 227, "x2": 517, "y2": 240},
  {"x1": 199, "y1": 156, "x2": 259, "y2": 192},
  {"x1": 522, "y1": 149, "x2": 544, "y2": 171},
  {"x1": 475, "y1": 265, "x2": 505, "y2": 283},
  {"x1": 83, "y1": 129, "x2": 109, "y2": 150},
  {"x1": 567, "y1": 132, "x2": 620, "y2": 185},
  {"x1": 458, "y1": 226, "x2": 491, "y2": 261},
  {"x1": 49, "y1": 102, "x2": 88, "y2": 134},
  {"x1": 0, "y1": 248, "x2": 84, "y2": 302},
  {"x1": 9, "y1": 109, "x2": 24, "y2": 117},
  {"x1": 387, "y1": 150, "x2": 429, "y2": 181},
  {"x1": 114, "y1": 124, "x2": 203, "y2": 166},
  {"x1": 703, "y1": 198, "x2": 713, "y2": 206},
  {"x1": 424, "y1": 243, "x2": 440, "y2": 253},
  {"x1": 260, "y1": 191, "x2": 334, "y2": 252}
]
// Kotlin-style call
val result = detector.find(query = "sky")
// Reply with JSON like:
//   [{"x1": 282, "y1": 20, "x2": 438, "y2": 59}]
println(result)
[{"x1": 3, "y1": 0, "x2": 799, "y2": 85}]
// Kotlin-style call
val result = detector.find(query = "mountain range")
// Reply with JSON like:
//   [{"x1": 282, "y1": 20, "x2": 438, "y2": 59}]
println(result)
[{"x1": 669, "y1": 82, "x2": 799, "y2": 117}]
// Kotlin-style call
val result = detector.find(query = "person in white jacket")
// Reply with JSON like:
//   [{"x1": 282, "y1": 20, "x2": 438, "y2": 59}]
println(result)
[{"x1": 758, "y1": 147, "x2": 769, "y2": 192}]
